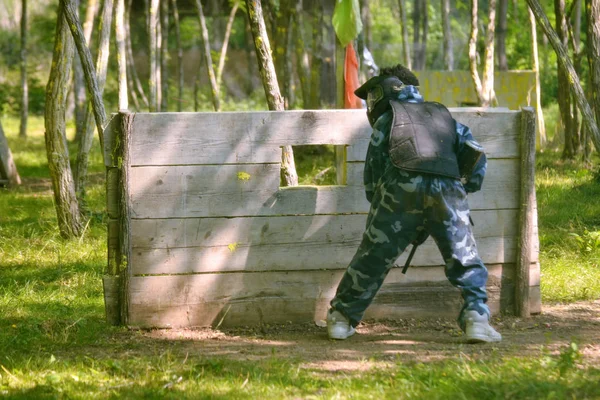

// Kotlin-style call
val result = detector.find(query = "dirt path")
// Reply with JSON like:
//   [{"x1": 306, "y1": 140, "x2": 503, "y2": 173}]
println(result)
[{"x1": 143, "y1": 300, "x2": 600, "y2": 371}]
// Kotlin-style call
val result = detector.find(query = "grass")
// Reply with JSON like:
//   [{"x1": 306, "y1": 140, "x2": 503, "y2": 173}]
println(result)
[{"x1": 1, "y1": 115, "x2": 600, "y2": 398}]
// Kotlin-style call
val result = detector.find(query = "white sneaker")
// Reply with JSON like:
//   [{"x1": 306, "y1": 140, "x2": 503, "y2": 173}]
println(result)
[
  {"x1": 464, "y1": 310, "x2": 502, "y2": 343},
  {"x1": 327, "y1": 309, "x2": 356, "y2": 340}
]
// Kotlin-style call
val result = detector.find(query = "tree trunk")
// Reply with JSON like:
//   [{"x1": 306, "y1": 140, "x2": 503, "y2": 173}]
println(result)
[
  {"x1": 361, "y1": 0, "x2": 371, "y2": 50},
  {"x1": 44, "y1": 4, "x2": 84, "y2": 238},
  {"x1": 149, "y1": 0, "x2": 159, "y2": 111},
  {"x1": 412, "y1": 0, "x2": 421, "y2": 69},
  {"x1": 527, "y1": 0, "x2": 600, "y2": 152},
  {"x1": 294, "y1": 0, "x2": 311, "y2": 107},
  {"x1": 62, "y1": 0, "x2": 111, "y2": 204},
  {"x1": 398, "y1": 0, "x2": 411, "y2": 69},
  {"x1": 283, "y1": 2, "x2": 295, "y2": 109},
  {"x1": 160, "y1": 0, "x2": 169, "y2": 111},
  {"x1": 571, "y1": 0, "x2": 583, "y2": 155},
  {"x1": 126, "y1": 0, "x2": 148, "y2": 109},
  {"x1": 170, "y1": 0, "x2": 183, "y2": 112},
  {"x1": 195, "y1": 0, "x2": 221, "y2": 111},
  {"x1": 411, "y1": 0, "x2": 428, "y2": 70},
  {"x1": 470, "y1": 0, "x2": 496, "y2": 107},
  {"x1": 309, "y1": 4, "x2": 324, "y2": 109},
  {"x1": 19, "y1": 0, "x2": 28, "y2": 138},
  {"x1": 75, "y1": 0, "x2": 98, "y2": 143},
  {"x1": 552, "y1": 0, "x2": 575, "y2": 158},
  {"x1": 115, "y1": 0, "x2": 128, "y2": 110},
  {"x1": 420, "y1": 0, "x2": 428, "y2": 69},
  {"x1": 528, "y1": 7, "x2": 546, "y2": 147},
  {"x1": 585, "y1": 0, "x2": 600, "y2": 136},
  {"x1": 217, "y1": 1, "x2": 240, "y2": 90},
  {"x1": 497, "y1": 0, "x2": 508, "y2": 70},
  {"x1": 0, "y1": 120, "x2": 22, "y2": 185},
  {"x1": 469, "y1": 0, "x2": 484, "y2": 104},
  {"x1": 482, "y1": 0, "x2": 497, "y2": 105},
  {"x1": 441, "y1": 0, "x2": 454, "y2": 71},
  {"x1": 246, "y1": 0, "x2": 298, "y2": 187}
]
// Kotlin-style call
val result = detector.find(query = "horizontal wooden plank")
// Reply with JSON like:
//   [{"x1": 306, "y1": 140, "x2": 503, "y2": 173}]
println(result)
[
  {"x1": 129, "y1": 209, "x2": 526, "y2": 275},
  {"x1": 130, "y1": 163, "x2": 281, "y2": 196},
  {"x1": 131, "y1": 209, "x2": 518, "y2": 249},
  {"x1": 126, "y1": 263, "x2": 524, "y2": 328},
  {"x1": 129, "y1": 161, "x2": 520, "y2": 219},
  {"x1": 131, "y1": 236, "x2": 518, "y2": 275},
  {"x1": 128, "y1": 109, "x2": 520, "y2": 166}
]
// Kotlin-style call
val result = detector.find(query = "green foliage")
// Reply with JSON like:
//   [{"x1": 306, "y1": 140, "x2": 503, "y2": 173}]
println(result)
[
  {"x1": 569, "y1": 230, "x2": 600, "y2": 254},
  {"x1": 536, "y1": 151, "x2": 600, "y2": 302}
]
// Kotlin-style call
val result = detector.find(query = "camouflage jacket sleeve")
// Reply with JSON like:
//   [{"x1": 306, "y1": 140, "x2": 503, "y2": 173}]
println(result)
[
  {"x1": 364, "y1": 113, "x2": 393, "y2": 203},
  {"x1": 456, "y1": 121, "x2": 487, "y2": 193}
]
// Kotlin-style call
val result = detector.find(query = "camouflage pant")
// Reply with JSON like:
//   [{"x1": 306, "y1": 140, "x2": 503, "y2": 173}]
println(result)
[{"x1": 331, "y1": 168, "x2": 490, "y2": 329}]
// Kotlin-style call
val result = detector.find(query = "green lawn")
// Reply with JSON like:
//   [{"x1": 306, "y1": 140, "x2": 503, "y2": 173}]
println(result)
[{"x1": 1, "y1": 115, "x2": 600, "y2": 399}]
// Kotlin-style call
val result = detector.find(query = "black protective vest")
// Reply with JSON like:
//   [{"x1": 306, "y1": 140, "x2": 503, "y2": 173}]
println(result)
[{"x1": 389, "y1": 101, "x2": 461, "y2": 179}]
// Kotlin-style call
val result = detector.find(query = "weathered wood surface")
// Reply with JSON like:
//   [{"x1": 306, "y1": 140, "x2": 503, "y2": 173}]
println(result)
[
  {"x1": 104, "y1": 108, "x2": 541, "y2": 326},
  {"x1": 516, "y1": 107, "x2": 537, "y2": 317},
  {"x1": 132, "y1": 237, "x2": 519, "y2": 275},
  {"x1": 129, "y1": 159, "x2": 521, "y2": 219},
  {"x1": 131, "y1": 209, "x2": 518, "y2": 249},
  {"x1": 127, "y1": 263, "x2": 538, "y2": 328},
  {"x1": 128, "y1": 109, "x2": 520, "y2": 166},
  {"x1": 129, "y1": 209, "x2": 538, "y2": 275}
]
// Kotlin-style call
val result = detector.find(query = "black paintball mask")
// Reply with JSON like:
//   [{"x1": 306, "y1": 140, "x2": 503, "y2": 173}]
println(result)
[{"x1": 354, "y1": 75, "x2": 405, "y2": 126}]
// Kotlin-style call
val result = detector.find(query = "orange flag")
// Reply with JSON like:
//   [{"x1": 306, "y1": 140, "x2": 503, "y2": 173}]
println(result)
[{"x1": 344, "y1": 42, "x2": 363, "y2": 109}]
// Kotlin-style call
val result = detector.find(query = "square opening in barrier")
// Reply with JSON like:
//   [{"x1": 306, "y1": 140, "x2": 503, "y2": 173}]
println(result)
[{"x1": 282, "y1": 145, "x2": 342, "y2": 186}]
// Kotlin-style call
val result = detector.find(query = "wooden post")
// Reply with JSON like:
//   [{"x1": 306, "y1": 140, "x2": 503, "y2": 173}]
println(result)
[
  {"x1": 335, "y1": 39, "x2": 347, "y2": 185},
  {"x1": 515, "y1": 107, "x2": 536, "y2": 317},
  {"x1": 118, "y1": 112, "x2": 133, "y2": 325},
  {"x1": 103, "y1": 112, "x2": 133, "y2": 326}
]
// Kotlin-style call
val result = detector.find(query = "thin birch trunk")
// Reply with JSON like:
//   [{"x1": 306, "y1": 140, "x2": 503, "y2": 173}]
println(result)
[
  {"x1": 420, "y1": 0, "x2": 428, "y2": 69},
  {"x1": 527, "y1": 0, "x2": 600, "y2": 151},
  {"x1": 45, "y1": 3, "x2": 84, "y2": 238},
  {"x1": 398, "y1": 0, "x2": 411, "y2": 69},
  {"x1": 294, "y1": 1, "x2": 311, "y2": 108},
  {"x1": 195, "y1": 0, "x2": 221, "y2": 111},
  {"x1": 19, "y1": 0, "x2": 28, "y2": 138},
  {"x1": 246, "y1": 0, "x2": 298, "y2": 186},
  {"x1": 481, "y1": 0, "x2": 497, "y2": 106},
  {"x1": 160, "y1": 0, "x2": 168, "y2": 111},
  {"x1": 469, "y1": 0, "x2": 484, "y2": 105},
  {"x1": 528, "y1": 7, "x2": 546, "y2": 147},
  {"x1": 441, "y1": 0, "x2": 453, "y2": 71},
  {"x1": 126, "y1": 0, "x2": 148, "y2": 109},
  {"x1": 115, "y1": 0, "x2": 128, "y2": 110},
  {"x1": 309, "y1": 4, "x2": 324, "y2": 109},
  {"x1": 170, "y1": 0, "x2": 183, "y2": 111},
  {"x1": 586, "y1": 0, "x2": 600, "y2": 135},
  {"x1": 553, "y1": 0, "x2": 575, "y2": 158},
  {"x1": 283, "y1": 3, "x2": 295, "y2": 109},
  {"x1": 216, "y1": 1, "x2": 240, "y2": 90},
  {"x1": 149, "y1": 0, "x2": 159, "y2": 111},
  {"x1": 74, "y1": 0, "x2": 98, "y2": 143},
  {"x1": 497, "y1": 0, "x2": 508, "y2": 70},
  {"x1": 64, "y1": 0, "x2": 111, "y2": 204}
]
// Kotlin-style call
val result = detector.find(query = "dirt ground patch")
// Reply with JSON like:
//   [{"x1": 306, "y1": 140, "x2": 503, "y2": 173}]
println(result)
[{"x1": 143, "y1": 300, "x2": 600, "y2": 371}]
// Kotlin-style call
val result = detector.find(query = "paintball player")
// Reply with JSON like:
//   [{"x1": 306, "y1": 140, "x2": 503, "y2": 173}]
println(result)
[{"x1": 327, "y1": 64, "x2": 502, "y2": 343}]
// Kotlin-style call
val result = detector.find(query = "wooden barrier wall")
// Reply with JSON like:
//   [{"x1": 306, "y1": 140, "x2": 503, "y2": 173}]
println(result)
[{"x1": 103, "y1": 108, "x2": 540, "y2": 328}]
